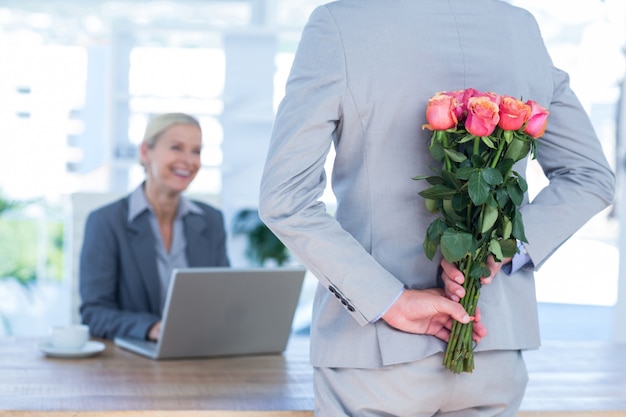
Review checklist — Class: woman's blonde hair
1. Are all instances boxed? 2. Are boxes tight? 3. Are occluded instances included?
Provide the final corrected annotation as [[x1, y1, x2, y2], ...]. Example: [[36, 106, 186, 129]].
[[142, 112, 201, 148]]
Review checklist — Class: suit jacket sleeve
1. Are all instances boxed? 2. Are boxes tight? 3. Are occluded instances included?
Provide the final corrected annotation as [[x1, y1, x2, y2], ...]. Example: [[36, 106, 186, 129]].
[[259, 6, 405, 326], [521, 67, 615, 269], [79, 204, 160, 340]]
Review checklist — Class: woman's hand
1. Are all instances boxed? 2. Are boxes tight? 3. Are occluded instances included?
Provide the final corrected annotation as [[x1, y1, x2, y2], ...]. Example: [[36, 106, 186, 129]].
[[147, 321, 162, 341]]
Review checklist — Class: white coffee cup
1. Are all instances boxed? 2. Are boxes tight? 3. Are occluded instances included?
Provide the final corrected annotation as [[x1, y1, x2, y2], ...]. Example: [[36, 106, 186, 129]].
[[50, 324, 90, 350]]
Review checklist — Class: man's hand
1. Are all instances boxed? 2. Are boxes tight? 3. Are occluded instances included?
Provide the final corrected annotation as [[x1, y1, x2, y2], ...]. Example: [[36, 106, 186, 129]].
[[381, 288, 487, 343], [440, 256, 512, 302]]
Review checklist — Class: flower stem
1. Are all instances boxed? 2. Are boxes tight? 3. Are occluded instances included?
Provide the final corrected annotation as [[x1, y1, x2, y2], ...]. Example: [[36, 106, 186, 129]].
[[490, 137, 506, 169], [442, 132, 452, 172], [442, 255, 481, 373]]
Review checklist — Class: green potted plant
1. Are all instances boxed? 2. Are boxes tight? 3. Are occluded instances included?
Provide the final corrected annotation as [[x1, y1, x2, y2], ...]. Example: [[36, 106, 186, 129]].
[[0, 190, 26, 335], [0, 191, 20, 217], [0, 191, 36, 287], [232, 208, 290, 267], [0, 191, 63, 336]]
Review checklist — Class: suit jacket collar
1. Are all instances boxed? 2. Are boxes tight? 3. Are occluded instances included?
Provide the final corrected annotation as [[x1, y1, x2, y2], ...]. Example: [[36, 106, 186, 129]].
[[125, 202, 161, 314], [123, 189, 212, 313], [183, 210, 210, 266]]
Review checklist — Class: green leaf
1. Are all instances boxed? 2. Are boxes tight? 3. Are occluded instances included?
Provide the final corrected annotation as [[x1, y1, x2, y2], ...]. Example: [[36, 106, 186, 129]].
[[452, 193, 470, 212], [424, 198, 439, 213], [507, 182, 524, 206], [482, 167, 503, 186], [468, 262, 490, 280], [424, 239, 439, 261], [455, 167, 475, 180], [419, 184, 457, 200], [480, 204, 499, 234], [489, 238, 504, 261], [453, 221, 470, 232], [426, 218, 448, 241], [481, 135, 496, 149], [458, 158, 473, 169], [468, 171, 490, 205], [500, 215, 513, 239], [511, 209, 527, 242], [444, 148, 467, 163], [443, 199, 463, 222], [515, 173, 528, 192], [499, 238, 518, 258], [457, 134, 476, 144], [426, 176, 445, 185], [424, 219, 448, 260], [496, 158, 515, 177], [429, 141, 445, 161], [413, 174, 445, 186], [440, 229, 473, 263], [471, 154, 487, 168], [441, 169, 462, 189], [503, 137, 531, 162], [503, 129, 514, 143], [495, 187, 511, 208]]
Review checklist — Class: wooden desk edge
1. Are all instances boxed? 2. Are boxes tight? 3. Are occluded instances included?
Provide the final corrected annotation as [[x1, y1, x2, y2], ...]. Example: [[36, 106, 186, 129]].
[[2, 411, 626, 417], [0, 412, 311, 417]]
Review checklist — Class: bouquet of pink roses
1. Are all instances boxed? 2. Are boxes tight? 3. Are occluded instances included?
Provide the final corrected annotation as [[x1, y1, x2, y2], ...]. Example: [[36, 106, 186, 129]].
[[414, 88, 549, 373]]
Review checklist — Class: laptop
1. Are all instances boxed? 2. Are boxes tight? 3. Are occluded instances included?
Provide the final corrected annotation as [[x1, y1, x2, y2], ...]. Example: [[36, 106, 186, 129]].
[[114, 266, 306, 360]]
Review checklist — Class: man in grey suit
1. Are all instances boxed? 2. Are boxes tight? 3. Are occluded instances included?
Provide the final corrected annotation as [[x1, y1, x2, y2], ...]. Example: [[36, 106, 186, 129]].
[[259, 1, 615, 416]]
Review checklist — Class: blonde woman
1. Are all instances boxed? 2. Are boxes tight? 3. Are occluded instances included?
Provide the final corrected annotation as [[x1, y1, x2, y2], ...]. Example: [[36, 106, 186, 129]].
[[80, 113, 229, 341]]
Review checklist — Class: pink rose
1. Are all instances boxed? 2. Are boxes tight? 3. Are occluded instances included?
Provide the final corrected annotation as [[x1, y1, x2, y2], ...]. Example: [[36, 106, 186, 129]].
[[442, 90, 466, 122], [462, 88, 480, 104], [462, 88, 501, 107], [524, 100, 549, 138], [465, 96, 500, 137], [423, 93, 459, 131], [484, 91, 502, 106], [498, 96, 531, 131]]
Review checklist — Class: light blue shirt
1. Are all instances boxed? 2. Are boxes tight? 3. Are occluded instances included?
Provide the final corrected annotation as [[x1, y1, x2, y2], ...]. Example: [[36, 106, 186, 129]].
[[127, 184, 204, 311]]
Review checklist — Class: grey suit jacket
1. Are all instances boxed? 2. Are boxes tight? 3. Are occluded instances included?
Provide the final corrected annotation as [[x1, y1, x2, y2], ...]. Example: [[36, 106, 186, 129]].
[[259, 0, 615, 368], [79, 194, 229, 340]]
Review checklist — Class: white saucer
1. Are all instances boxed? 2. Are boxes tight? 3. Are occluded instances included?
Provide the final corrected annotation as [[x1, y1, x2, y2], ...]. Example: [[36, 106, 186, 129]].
[[38, 340, 106, 358]]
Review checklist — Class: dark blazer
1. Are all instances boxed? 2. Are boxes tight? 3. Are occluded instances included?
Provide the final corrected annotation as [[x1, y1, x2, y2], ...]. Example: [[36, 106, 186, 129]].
[[79, 194, 230, 340]]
